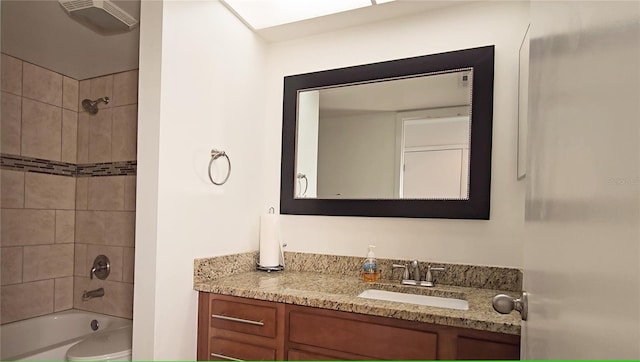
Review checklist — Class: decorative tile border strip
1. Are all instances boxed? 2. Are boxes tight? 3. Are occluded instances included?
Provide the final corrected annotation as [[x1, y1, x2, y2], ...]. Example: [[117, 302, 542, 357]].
[[76, 161, 137, 177], [0, 154, 136, 177], [0, 154, 76, 176]]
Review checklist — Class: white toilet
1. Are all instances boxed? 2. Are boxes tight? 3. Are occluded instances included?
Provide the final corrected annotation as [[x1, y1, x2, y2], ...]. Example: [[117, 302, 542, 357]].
[[66, 326, 132, 361]]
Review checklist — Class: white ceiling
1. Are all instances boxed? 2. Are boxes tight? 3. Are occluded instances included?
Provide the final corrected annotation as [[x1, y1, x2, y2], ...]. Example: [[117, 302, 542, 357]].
[[0, 0, 471, 80], [1, 0, 140, 80], [255, 0, 475, 42], [222, 0, 393, 30]]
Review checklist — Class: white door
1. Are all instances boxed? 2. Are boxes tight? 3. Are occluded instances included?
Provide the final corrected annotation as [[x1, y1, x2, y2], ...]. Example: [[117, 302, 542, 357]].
[[523, 1, 639, 359], [403, 149, 463, 199]]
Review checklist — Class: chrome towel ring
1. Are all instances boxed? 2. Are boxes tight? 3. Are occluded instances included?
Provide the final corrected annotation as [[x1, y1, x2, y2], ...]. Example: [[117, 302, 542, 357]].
[[296, 173, 308, 197], [208, 149, 231, 185]]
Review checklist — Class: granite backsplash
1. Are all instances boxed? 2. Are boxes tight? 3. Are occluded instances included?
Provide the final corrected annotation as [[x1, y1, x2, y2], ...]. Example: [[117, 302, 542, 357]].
[[194, 251, 522, 292]]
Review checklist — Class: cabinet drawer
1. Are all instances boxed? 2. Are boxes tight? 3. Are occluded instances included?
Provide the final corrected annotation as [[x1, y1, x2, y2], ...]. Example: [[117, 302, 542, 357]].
[[210, 298, 277, 338], [210, 338, 276, 361], [289, 310, 437, 360]]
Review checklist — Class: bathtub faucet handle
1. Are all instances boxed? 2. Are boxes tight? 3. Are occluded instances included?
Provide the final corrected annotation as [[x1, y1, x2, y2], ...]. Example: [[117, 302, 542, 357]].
[[90, 255, 111, 280], [90, 263, 106, 279]]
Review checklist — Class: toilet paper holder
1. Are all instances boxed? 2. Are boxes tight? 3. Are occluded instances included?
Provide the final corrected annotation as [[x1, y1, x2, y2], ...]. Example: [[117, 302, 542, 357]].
[[256, 264, 284, 272], [257, 207, 285, 272]]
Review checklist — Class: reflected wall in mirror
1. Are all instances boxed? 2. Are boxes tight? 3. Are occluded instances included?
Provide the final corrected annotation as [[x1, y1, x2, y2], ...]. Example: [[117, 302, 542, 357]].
[[281, 46, 494, 219], [296, 69, 472, 200]]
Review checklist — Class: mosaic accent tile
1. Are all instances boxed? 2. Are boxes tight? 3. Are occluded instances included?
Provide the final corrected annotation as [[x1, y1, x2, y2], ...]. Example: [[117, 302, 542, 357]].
[[76, 161, 137, 177], [0, 154, 136, 177], [1, 154, 75, 176]]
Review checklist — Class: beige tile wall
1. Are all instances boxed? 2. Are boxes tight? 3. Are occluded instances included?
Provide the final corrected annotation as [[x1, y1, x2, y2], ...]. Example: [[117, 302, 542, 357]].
[[74, 176, 136, 319], [74, 70, 137, 319], [1, 54, 78, 160], [0, 54, 138, 323], [1, 54, 79, 324], [0, 170, 76, 324], [77, 71, 138, 163]]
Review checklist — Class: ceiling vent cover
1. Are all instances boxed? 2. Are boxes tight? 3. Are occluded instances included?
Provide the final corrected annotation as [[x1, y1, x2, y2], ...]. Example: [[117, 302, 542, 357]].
[[58, 0, 138, 34]]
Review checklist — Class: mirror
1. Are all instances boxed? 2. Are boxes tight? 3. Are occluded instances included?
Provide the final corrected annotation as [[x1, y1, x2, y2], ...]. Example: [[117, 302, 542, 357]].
[[280, 46, 494, 219]]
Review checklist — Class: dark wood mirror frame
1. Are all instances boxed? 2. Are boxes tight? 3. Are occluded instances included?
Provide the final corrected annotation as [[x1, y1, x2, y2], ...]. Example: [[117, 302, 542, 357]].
[[280, 45, 494, 219]]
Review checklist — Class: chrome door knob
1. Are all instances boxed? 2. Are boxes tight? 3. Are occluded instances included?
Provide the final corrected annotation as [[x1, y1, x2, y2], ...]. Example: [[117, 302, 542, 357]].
[[492, 291, 528, 321]]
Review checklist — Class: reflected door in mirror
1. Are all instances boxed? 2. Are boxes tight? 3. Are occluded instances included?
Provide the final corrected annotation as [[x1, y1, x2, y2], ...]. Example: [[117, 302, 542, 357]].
[[400, 115, 470, 199]]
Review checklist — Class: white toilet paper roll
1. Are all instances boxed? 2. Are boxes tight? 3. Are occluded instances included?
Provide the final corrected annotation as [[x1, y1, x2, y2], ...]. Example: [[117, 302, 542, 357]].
[[259, 214, 281, 268]]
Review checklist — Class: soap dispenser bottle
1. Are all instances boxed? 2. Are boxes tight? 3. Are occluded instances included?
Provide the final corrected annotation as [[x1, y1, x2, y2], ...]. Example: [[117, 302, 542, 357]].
[[362, 245, 380, 282]]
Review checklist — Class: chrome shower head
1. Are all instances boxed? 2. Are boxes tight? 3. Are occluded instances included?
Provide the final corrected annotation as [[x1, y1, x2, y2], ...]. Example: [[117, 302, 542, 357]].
[[82, 97, 110, 114]]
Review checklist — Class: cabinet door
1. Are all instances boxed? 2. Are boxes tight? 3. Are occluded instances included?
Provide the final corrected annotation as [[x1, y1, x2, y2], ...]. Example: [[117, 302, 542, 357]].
[[287, 348, 376, 361], [198, 293, 285, 361], [289, 309, 437, 360], [288, 349, 339, 360], [456, 336, 520, 360]]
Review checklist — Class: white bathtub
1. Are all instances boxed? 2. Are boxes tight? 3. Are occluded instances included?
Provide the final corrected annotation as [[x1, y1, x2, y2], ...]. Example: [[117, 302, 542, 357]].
[[0, 310, 131, 361]]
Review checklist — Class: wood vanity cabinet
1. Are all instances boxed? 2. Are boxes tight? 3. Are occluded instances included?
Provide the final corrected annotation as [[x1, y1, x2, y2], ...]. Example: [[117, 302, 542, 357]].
[[198, 292, 520, 361], [285, 305, 520, 360], [198, 293, 286, 361]]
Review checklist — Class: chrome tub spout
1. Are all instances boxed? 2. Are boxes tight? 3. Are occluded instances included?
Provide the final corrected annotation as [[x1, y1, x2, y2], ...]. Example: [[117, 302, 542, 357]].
[[82, 288, 104, 301]]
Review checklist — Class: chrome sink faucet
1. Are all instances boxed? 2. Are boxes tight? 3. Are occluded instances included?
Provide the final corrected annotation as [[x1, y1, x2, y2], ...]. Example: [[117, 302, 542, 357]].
[[411, 260, 421, 282], [392, 260, 445, 287]]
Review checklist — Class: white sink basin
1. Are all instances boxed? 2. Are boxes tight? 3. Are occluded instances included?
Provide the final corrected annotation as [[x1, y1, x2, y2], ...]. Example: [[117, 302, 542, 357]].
[[357, 289, 469, 310]]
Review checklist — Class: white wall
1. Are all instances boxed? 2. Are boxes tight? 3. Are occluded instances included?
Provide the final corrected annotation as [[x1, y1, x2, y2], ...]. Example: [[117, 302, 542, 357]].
[[135, 1, 267, 359], [264, 1, 529, 267], [296, 91, 319, 197], [317, 112, 396, 198], [136, 1, 529, 358], [132, 1, 162, 358]]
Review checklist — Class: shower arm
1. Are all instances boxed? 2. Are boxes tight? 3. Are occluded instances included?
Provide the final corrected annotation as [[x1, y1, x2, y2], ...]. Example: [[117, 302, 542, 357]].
[[95, 97, 110, 105], [87, 97, 110, 107], [82, 96, 110, 114]]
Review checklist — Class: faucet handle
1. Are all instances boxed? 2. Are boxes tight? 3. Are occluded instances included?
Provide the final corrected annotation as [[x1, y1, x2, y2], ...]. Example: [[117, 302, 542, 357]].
[[392, 264, 409, 280], [425, 264, 445, 283], [89, 255, 111, 280], [427, 265, 445, 272]]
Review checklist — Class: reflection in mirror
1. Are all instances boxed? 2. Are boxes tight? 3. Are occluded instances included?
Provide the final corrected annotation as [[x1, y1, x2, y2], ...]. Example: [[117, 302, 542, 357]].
[[295, 69, 473, 200]]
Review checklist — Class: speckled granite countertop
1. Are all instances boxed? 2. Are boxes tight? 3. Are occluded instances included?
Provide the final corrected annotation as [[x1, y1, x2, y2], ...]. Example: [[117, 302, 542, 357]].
[[194, 269, 521, 335]]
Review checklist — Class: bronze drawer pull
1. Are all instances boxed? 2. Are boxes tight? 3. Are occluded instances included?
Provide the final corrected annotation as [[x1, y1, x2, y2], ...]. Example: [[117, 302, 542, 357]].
[[211, 352, 243, 361], [211, 314, 265, 326]]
